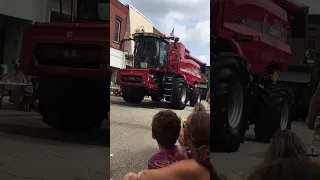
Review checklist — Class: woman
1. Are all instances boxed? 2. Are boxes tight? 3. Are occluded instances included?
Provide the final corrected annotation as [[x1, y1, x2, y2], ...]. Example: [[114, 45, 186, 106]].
[[179, 103, 207, 147], [193, 102, 207, 112], [246, 159, 320, 180], [124, 112, 214, 180], [264, 129, 309, 163]]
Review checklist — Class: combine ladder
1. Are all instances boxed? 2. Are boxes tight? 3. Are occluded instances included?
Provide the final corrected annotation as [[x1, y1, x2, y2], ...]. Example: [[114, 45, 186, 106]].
[[163, 76, 174, 102]]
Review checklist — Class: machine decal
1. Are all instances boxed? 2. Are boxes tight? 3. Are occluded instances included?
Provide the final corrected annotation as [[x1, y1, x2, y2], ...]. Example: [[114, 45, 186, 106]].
[[231, 13, 287, 41], [181, 67, 201, 75]]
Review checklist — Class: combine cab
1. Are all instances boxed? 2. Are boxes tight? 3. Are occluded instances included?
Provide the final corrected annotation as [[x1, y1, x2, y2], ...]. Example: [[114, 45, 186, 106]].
[[116, 32, 206, 110], [211, 0, 308, 152], [19, 0, 110, 130]]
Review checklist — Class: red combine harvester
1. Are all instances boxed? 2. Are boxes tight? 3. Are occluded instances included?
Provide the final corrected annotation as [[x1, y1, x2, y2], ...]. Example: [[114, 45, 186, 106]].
[[116, 32, 206, 110], [211, 0, 308, 152], [19, 0, 110, 130]]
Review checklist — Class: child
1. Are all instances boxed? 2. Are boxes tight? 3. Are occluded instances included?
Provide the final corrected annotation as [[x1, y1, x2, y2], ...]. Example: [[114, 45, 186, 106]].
[[148, 110, 189, 169]]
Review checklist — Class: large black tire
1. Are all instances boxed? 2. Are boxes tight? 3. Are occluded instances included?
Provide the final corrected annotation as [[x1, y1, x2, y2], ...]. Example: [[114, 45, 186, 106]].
[[169, 78, 188, 110], [290, 83, 311, 122], [199, 88, 208, 100], [41, 109, 102, 131], [253, 84, 292, 142], [211, 54, 250, 152], [189, 88, 201, 107], [122, 87, 144, 103], [38, 78, 108, 131]]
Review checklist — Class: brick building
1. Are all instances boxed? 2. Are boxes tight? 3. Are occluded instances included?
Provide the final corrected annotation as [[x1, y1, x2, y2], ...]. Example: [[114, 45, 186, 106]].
[[110, 0, 128, 83]]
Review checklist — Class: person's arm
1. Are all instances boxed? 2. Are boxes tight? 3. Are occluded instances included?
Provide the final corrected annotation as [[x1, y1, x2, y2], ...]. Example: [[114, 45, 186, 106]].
[[139, 160, 206, 180], [124, 160, 208, 180], [307, 83, 320, 129]]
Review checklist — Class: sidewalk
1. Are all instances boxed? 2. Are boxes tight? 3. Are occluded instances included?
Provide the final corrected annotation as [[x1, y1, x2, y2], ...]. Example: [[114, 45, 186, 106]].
[[0, 96, 39, 117]]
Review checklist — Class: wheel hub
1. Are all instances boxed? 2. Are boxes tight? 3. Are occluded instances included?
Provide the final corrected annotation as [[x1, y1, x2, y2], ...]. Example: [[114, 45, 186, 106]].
[[181, 87, 187, 103], [228, 82, 244, 128], [280, 101, 289, 129]]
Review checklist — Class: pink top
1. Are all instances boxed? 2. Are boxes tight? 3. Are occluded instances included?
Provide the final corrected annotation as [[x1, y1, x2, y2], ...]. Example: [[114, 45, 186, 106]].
[[148, 145, 190, 169]]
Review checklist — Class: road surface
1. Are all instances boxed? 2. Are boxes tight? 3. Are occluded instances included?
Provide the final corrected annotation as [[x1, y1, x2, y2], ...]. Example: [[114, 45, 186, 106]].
[[0, 111, 110, 180], [110, 96, 314, 180]]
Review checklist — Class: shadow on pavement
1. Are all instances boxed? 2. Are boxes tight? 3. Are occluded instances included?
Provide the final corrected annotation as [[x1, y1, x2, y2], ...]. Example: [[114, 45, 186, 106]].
[[244, 134, 263, 143], [210, 134, 267, 153], [0, 123, 110, 147], [110, 98, 169, 109]]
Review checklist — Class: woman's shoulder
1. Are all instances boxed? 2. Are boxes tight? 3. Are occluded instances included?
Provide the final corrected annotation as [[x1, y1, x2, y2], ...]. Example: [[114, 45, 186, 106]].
[[140, 159, 209, 180], [170, 159, 210, 178]]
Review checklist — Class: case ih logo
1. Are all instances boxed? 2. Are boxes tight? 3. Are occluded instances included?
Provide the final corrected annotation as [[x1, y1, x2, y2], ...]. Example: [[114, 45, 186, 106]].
[[66, 31, 73, 39]]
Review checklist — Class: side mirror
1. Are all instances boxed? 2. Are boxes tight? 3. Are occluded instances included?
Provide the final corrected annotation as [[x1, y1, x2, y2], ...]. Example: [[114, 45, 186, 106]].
[[174, 38, 179, 49], [200, 64, 206, 74]]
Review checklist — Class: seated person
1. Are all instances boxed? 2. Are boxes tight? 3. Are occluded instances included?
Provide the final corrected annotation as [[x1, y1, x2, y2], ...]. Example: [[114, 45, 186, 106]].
[[264, 129, 309, 163], [246, 159, 320, 180], [148, 110, 189, 169], [178, 103, 206, 148], [193, 103, 207, 112]]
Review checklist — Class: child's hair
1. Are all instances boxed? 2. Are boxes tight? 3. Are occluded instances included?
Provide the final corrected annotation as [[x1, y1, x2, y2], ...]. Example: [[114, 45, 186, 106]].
[[151, 110, 181, 149], [246, 159, 320, 180], [193, 103, 206, 112], [264, 129, 308, 163], [186, 112, 211, 171]]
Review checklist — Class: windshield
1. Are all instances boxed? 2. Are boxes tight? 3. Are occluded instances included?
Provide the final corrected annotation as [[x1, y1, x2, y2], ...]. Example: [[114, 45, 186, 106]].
[[133, 37, 168, 68], [77, 0, 109, 21]]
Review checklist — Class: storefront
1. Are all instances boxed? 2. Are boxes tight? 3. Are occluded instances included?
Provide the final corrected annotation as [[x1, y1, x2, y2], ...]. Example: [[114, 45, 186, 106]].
[[110, 47, 126, 84]]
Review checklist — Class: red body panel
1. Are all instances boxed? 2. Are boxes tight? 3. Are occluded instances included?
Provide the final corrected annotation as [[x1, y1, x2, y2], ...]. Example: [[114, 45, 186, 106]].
[[19, 22, 110, 80], [212, 0, 306, 74], [167, 42, 202, 84]]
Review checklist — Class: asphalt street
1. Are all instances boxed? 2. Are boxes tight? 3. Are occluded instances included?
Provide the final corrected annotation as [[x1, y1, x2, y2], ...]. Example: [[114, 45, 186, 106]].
[[110, 96, 314, 180], [0, 111, 110, 180]]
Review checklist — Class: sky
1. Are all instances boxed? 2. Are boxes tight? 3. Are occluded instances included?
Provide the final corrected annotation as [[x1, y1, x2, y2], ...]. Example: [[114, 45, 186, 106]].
[[300, 0, 320, 14], [119, 0, 210, 65]]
